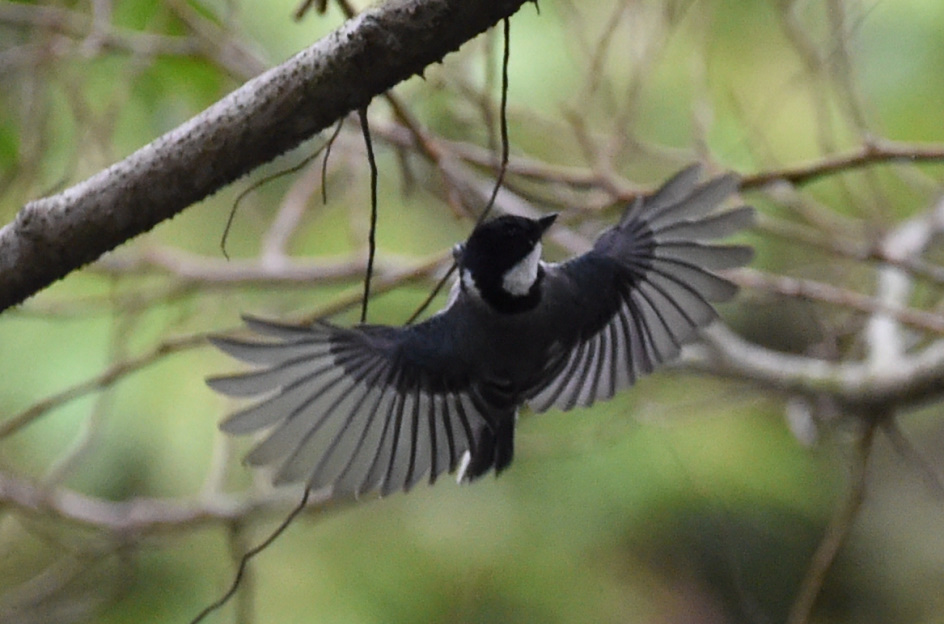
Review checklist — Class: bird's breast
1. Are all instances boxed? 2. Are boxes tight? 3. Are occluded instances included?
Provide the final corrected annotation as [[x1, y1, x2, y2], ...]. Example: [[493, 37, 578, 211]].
[[458, 305, 560, 394]]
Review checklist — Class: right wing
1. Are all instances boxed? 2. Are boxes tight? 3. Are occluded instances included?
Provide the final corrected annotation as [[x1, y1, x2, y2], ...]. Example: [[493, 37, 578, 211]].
[[207, 314, 508, 499], [527, 166, 754, 412]]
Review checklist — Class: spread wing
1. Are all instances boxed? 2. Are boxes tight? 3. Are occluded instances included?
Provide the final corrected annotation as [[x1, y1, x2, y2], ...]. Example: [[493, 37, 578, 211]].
[[207, 313, 508, 499], [527, 165, 754, 412]]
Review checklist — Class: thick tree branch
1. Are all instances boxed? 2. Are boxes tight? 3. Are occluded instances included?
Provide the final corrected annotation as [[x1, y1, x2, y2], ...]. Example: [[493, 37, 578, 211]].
[[0, 0, 530, 312], [685, 324, 944, 412]]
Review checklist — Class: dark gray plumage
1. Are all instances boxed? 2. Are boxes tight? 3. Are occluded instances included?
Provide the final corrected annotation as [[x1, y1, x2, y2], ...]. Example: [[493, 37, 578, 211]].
[[207, 165, 754, 499]]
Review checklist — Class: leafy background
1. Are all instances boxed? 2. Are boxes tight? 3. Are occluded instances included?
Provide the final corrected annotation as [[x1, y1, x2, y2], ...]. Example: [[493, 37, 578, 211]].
[[1, 1, 944, 623]]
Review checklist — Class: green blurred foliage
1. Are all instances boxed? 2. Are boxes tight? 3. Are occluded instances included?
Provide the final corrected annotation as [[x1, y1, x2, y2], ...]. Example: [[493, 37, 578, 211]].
[[2, 1, 944, 623]]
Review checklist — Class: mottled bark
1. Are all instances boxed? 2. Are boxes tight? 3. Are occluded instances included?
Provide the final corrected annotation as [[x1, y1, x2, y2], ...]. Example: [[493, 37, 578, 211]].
[[0, 0, 530, 311]]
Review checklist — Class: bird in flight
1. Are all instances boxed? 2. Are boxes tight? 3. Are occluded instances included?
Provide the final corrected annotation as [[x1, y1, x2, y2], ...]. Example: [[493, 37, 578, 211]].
[[208, 165, 753, 499]]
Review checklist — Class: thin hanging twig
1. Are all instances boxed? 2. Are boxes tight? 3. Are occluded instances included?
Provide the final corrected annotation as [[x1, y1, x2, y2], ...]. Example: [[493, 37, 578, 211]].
[[220, 136, 335, 260], [322, 118, 344, 204], [475, 16, 511, 227], [358, 106, 379, 324], [405, 16, 512, 325], [189, 489, 312, 624]]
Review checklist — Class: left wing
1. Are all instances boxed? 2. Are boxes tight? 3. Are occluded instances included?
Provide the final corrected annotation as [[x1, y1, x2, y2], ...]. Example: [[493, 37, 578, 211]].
[[207, 314, 508, 499]]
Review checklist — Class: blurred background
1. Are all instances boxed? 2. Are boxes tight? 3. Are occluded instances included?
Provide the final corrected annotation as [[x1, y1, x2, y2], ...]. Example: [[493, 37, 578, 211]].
[[2, 0, 944, 622]]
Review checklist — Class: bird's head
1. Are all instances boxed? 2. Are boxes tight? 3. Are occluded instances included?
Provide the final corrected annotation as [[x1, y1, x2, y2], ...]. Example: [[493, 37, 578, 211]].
[[455, 213, 557, 312]]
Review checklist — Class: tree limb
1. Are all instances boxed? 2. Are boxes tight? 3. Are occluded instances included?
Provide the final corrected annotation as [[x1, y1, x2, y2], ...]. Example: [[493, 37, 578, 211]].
[[685, 324, 944, 412], [0, 0, 531, 312], [0, 469, 329, 534]]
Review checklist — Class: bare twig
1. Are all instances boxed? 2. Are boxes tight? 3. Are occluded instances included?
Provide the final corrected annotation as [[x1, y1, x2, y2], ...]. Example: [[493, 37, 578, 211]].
[[0, 3, 203, 57], [93, 247, 411, 285], [0, 333, 204, 440], [786, 421, 876, 624], [0, 469, 330, 533], [741, 139, 944, 189], [475, 16, 511, 226], [358, 106, 379, 323], [732, 268, 944, 336], [688, 323, 944, 412], [221, 143, 333, 260], [757, 213, 944, 286], [880, 419, 944, 499], [189, 489, 313, 624]]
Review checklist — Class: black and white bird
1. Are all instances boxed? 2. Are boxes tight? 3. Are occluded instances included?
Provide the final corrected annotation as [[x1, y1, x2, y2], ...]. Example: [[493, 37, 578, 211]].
[[207, 165, 753, 499]]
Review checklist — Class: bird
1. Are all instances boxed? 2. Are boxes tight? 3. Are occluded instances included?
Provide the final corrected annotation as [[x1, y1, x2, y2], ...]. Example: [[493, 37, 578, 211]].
[[207, 165, 754, 499]]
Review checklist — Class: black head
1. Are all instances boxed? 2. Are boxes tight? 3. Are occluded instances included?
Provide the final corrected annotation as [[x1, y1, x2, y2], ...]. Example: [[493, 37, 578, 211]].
[[456, 213, 557, 314]]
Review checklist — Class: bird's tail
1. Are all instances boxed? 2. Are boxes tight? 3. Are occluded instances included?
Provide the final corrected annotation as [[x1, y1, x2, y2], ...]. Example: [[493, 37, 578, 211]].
[[457, 411, 516, 483]]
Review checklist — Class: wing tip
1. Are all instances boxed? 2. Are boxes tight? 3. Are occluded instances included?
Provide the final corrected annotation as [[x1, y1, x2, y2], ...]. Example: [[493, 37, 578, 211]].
[[206, 373, 261, 397]]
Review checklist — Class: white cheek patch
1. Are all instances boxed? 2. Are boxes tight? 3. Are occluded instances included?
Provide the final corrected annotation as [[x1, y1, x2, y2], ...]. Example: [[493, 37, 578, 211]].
[[461, 268, 483, 300], [502, 242, 542, 296], [436, 277, 462, 315]]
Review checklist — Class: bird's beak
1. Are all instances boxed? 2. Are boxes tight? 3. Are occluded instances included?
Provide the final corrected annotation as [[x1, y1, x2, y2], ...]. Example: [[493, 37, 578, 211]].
[[452, 243, 464, 263], [538, 213, 558, 235]]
